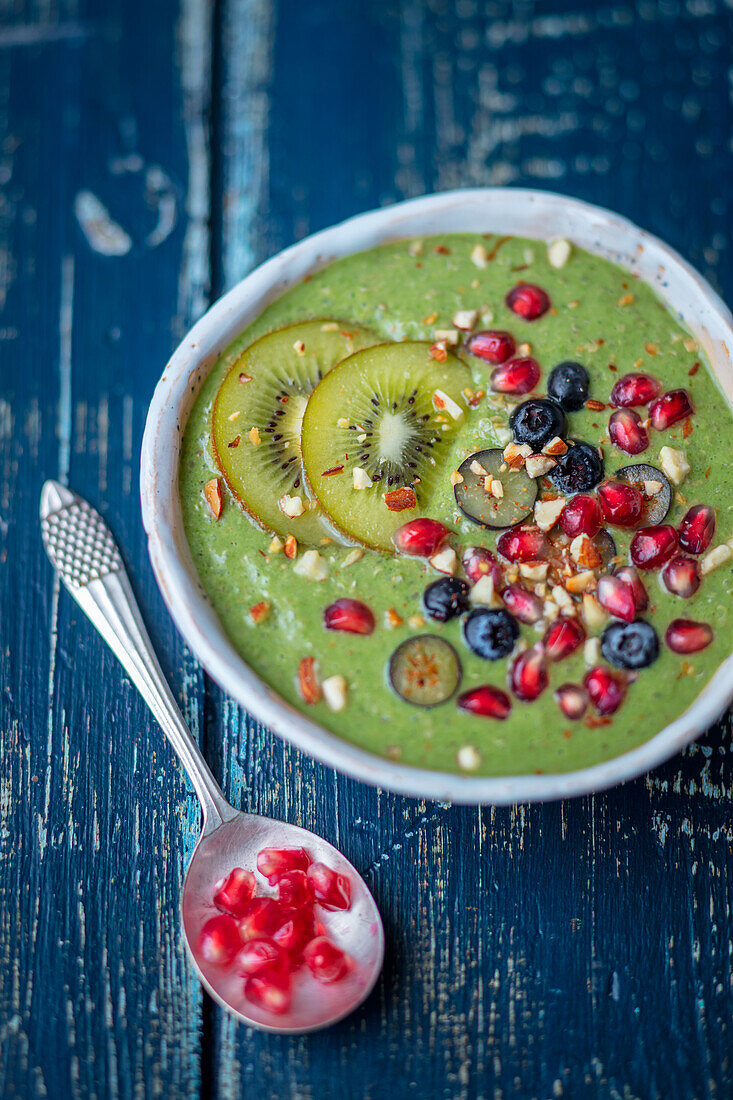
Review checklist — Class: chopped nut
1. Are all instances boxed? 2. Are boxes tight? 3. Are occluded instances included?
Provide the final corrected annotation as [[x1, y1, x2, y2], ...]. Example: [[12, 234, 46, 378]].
[[470, 574, 495, 605], [227, 411, 241, 421], [204, 478, 223, 519], [566, 570, 596, 594], [337, 417, 350, 428], [227, 435, 241, 449], [700, 544, 732, 576], [341, 548, 364, 568], [320, 321, 339, 332], [434, 328, 460, 346], [298, 657, 321, 704], [293, 549, 329, 581], [408, 239, 423, 256], [494, 426, 513, 446], [525, 454, 557, 479], [284, 535, 298, 559], [543, 436, 569, 456], [644, 480, 663, 495], [534, 497, 565, 531], [490, 479, 504, 499], [659, 445, 690, 485], [248, 426, 261, 445], [470, 243, 488, 269], [570, 534, 603, 570], [429, 342, 448, 362], [353, 466, 373, 490], [385, 608, 403, 629], [470, 459, 489, 477], [548, 238, 572, 269], [551, 585, 576, 614], [293, 339, 306, 355], [450, 469, 464, 486], [582, 593, 607, 631], [408, 614, 425, 629], [423, 312, 438, 325], [519, 561, 549, 582], [457, 745, 481, 771], [322, 674, 348, 712], [268, 535, 284, 554], [433, 389, 464, 420], [517, 342, 532, 357], [644, 342, 658, 356], [543, 598, 560, 622], [683, 336, 698, 353], [503, 441, 533, 467], [430, 545, 458, 575], [451, 308, 479, 331], [249, 601, 270, 624], [618, 293, 634, 306], [279, 493, 305, 518], [238, 372, 253, 383], [384, 486, 417, 511], [584, 637, 602, 665]]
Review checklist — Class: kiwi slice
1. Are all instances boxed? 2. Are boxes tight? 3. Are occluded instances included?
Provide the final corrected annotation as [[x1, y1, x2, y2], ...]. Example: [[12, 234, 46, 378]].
[[301, 342, 473, 551], [388, 635, 462, 707], [211, 320, 380, 542], [616, 463, 672, 525], [454, 448, 537, 529]]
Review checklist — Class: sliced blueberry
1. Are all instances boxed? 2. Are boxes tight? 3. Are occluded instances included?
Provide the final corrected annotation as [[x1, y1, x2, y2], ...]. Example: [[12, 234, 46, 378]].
[[601, 620, 659, 670], [547, 361, 590, 411], [549, 440, 604, 494], [463, 608, 519, 660], [423, 577, 470, 622], [509, 398, 566, 450]]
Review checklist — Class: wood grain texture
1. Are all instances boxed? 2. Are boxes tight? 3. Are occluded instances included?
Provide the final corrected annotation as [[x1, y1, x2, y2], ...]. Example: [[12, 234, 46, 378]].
[[1, 0, 733, 1097]]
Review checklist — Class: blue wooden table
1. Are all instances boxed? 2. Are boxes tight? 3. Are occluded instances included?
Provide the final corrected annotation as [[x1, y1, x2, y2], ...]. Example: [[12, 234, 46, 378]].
[[2, 1, 732, 1096]]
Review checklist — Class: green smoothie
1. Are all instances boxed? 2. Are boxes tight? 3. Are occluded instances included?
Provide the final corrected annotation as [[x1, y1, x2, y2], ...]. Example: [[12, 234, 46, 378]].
[[179, 234, 733, 776]]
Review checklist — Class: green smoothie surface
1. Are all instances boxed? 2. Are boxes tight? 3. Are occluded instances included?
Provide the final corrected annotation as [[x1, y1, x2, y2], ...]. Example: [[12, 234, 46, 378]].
[[179, 233, 733, 777]]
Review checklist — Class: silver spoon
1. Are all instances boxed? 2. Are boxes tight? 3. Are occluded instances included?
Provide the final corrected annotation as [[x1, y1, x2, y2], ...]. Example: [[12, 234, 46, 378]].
[[40, 480, 384, 1034]]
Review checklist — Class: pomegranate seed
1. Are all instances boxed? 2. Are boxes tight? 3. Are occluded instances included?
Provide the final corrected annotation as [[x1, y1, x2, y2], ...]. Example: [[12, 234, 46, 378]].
[[457, 684, 512, 719], [244, 969, 292, 1015], [678, 504, 716, 555], [544, 617, 586, 660], [323, 598, 375, 635], [303, 937, 351, 984], [256, 847, 311, 885], [662, 555, 700, 598], [213, 868, 256, 918], [585, 667, 626, 715], [630, 525, 678, 569], [596, 574, 636, 623], [555, 683, 589, 721], [649, 388, 694, 431], [238, 897, 284, 941], [490, 356, 541, 394], [393, 517, 449, 557], [510, 643, 549, 702], [615, 565, 649, 612], [560, 495, 603, 538], [506, 283, 551, 321], [597, 481, 644, 528], [608, 408, 649, 455], [307, 862, 352, 911], [665, 618, 713, 654], [497, 526, 548, 563], [610, 372, 662, 407], [198, 915, 242, 966], [273, 907, 317, 959], [236, 938, 289, 976], [277, 870, 313, 912], [462, 546, 502, 586], [501, 583, 544, 624], [466, 329, 516, 364]]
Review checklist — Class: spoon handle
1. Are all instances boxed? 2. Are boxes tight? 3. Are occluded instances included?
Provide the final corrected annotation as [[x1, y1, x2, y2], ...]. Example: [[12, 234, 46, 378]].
[[40, 480, 231, 831]]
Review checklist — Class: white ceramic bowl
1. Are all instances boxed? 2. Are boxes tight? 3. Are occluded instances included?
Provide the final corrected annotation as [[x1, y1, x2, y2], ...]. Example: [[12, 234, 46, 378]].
[[141, 188, 733, 804]]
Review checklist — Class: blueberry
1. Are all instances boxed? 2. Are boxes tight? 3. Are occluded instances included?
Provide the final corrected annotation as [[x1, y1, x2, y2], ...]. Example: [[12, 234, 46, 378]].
[[509, 398, 567, 450], [547, 361, 590, 411], [601, 620, 659, 669], [423, 577, 470, 622], [463, 608, 519, 660], [549, 440, 604, 494]]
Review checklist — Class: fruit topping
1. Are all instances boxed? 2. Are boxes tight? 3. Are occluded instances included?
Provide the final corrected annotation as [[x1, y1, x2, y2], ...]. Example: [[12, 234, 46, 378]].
[[614, 565, 649, 612], [610, 372, 662, 407], [662, 554, 700, 598], [273, 907, 317, 959], [236, 938, 289, 977], [212, 320, 379, 542], [678, 504, 716, 555], [505, 283, 551, 321], [388, 635, 462, 707], [213, 868, 257, 917], [509, 398, 567, 450], [555, 683, 589, 721], [629, 525, 678, 569], [393, 517, 449, 556], [303, 937, 351, 983], [584, 667, 626, 714], [324, 598, 376, 635], [423, 577, 470, 622], [665, 619, 713, 654], [307, 862, 352, 910], [490, 357, 541, 395], [601, 620, 660, 669], [608, 409, 649, 455], [615, 464, 672, 525], [496, 525, 548, 562], [596, 574, 637, 623], [466, 330, 516, 364], [593, 529, 619, 569], [547, 361, 590, 411], [549, 441, 604, 494], [198, 915, 243, 966], [276, 870, 313, 912], [462, 546, 502, 586], [457, 684, 512, 719], [597, 480, 644, 528], [649, 388, 694, 431], [510, 643, 549, 701], [464, 608, 520, 660], [560, 495, 603, 539], [238, 898, 284, 941], [544, 617, 586, 661], [301, 341, 472, 551], [244, 969, 292, 1015], [502, 583, 544, 624], [454, 448, 538, 529]]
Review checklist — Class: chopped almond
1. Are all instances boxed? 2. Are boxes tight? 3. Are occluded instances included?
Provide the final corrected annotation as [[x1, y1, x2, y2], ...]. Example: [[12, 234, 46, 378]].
[[547, 238, 571, 269], [470, 243, 488, 269], [429, 342, 448, 362], [384, 486, 417, 511], [204, 478, 223, 519], [341, 548, 364, 568], [534, 497, 565, 531], [408, 613, 425, 629], [268, 535, 284, 554], [517, 342, 532, 357], [321, 321, 339, 332], [248, 427, 261, 445], [519, 561, 549, 582], [551, 584, 576, 614], [644, 341, 658, 356], [298, 657, 321, 704], [433, 389, 463, 420], [566, 570, 595, 594], [503, 441, 532, 468], [570, 534, 603, 570], [618, 293, 634, 306], [582, 593, 607, 631], [525, 454, 557, 479], [700, 544, 732, 576], [353, 466, 373, 490], [336, 417, 350, 428], [238, 371, 253, 383], [451, 308, 478, 331], [284, 535, 298, 559], [450, 469, 464, 486], [227, 411, 241, 421], [683, 336, 698, 353], [293, 549, 329, 581], [385, 608, 404, 629], [469, 574, 496, 605], [429, 545, 457, 575], [434, 328, 460, 345], [249, 601, 270, 624], [543, 436, 568, 456], [322, 674, 348, 712], [470, 459, 489, 477], [490, 480, 504, 499], [659, 445, 689, 485], [293, 339, 306, 355], [644, 480, 663, 495], [584, 637, 602, 665], [279, 493, 305, 518]]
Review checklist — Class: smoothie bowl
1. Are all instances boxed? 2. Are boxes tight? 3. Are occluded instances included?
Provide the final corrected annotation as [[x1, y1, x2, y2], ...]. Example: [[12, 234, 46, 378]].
[[141, 189, 733, 803]]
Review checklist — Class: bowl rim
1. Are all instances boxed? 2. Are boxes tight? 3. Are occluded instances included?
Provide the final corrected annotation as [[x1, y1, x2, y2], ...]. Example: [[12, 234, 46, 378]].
[[140, 186, 733, 804]]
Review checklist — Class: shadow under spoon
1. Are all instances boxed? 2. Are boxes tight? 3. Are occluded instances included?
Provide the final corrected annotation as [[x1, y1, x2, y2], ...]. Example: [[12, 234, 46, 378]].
[[39, 480, 384, 1034]]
